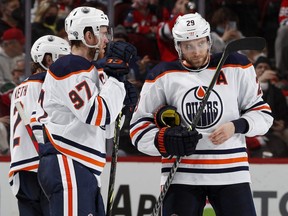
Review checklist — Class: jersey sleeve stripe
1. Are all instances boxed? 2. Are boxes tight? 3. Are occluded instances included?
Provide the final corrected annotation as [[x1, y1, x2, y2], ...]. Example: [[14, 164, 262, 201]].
[[134, 126, 157, 148], [242, 101, 271, 113], [102, 98, 110, 125], [48, 65, 95, 80], [130, 117, 154, 129], [85, 101, 95, 124], [130, 122, 152, 139], [251, 104, 271, 111], [95, 96, 103, 126]]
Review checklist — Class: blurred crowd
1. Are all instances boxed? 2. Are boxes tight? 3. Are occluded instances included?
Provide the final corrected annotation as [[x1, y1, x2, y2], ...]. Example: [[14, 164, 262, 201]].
[[1, 0, 288, 158]]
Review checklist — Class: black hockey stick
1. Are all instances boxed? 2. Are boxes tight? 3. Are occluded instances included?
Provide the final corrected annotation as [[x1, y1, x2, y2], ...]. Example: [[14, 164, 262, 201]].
[[151, 37, 266, 216], [106, 112, 122, 216]]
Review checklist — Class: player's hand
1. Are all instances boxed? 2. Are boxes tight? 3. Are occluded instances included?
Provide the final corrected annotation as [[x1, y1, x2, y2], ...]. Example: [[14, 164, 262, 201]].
[[104, 41, 137, 82], [209, 122, 235, 145], [154, 126, 202, 157]]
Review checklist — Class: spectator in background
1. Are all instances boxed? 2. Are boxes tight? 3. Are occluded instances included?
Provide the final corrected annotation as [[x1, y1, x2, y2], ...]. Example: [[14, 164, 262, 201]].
[[123, 0, 162, 60], [11, 58, 25, 85], [31, 0, 59, 45], [0, 0, 23, 37], [57, 0, 74, 19], [0, 27, 25, 86], [275, 0, 288, 80], [209, 7, 243, 54], [124, 0, 159, 37], [0, 115, 9, 155], [156, 0, 195, 62], [247, 56, 288, 158]]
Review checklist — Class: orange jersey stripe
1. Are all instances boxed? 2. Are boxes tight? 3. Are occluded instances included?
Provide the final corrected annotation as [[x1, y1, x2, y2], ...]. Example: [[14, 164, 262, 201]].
[[145, 63, 252, 83], [30, 117, 37, 123], [146, 70, 188, 83], [251, 105, 271, 111], [46, 128, 105, 168], [130, 122, 151, 139], [21, 80, 44, 84], [95, 96, 103, 126], [209, 63, 252, 70], [162, 157, 248, 165], [9, 164, 39, 177], [48, 66, 94, 80]]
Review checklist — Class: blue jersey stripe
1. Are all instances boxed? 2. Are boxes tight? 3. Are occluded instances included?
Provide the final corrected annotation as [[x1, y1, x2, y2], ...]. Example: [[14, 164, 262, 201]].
[[162, 166, 249, 174], [10, 156, 39, 169]]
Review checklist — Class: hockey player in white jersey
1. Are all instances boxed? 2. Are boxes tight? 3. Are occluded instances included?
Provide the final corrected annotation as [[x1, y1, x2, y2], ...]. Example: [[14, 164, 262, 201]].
[[9, 35, 70, 216], [31, 7, 137, 216], [130, 13, 273, 216]]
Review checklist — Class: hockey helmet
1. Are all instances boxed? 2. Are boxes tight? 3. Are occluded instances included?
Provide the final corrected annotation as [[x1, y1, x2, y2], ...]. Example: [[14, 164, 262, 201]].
[[31, 35, 71, 70], [172, 13, 211, 57], [65, 7, 110, 48]]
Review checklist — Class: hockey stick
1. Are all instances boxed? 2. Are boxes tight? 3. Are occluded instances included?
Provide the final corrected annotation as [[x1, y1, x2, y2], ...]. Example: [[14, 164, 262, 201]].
[[151, 37, 266, 216], [15, 101, 39, 153], [106, 112, 122, 216]]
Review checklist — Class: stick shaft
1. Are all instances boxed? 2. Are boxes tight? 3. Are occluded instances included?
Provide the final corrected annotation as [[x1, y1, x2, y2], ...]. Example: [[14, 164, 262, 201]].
[[106, 112, 122, 216]]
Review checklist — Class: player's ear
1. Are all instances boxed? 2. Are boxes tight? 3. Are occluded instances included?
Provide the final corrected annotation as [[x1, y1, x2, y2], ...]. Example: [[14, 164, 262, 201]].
[[84, 28, 97, 45]]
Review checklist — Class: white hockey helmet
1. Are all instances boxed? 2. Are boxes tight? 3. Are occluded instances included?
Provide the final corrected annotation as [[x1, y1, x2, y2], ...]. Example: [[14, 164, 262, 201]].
[[31, 35, 71, 70], [172, 13, 211, 57], [65, 7, 110, 48]]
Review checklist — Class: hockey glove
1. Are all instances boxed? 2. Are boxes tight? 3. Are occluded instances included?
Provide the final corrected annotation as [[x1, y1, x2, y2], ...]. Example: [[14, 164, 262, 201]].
[[154, 105, 181, 128], [104, 41, 137, 82], [154, 126, 202, 157]]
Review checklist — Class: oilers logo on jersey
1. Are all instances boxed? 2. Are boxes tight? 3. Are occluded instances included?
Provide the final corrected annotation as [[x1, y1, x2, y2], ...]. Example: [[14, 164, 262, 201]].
[[182, 86, 223, 129]]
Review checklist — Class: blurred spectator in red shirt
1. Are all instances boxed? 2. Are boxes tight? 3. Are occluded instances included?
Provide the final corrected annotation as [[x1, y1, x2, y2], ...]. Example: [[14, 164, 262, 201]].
[[156, 0, 195, 62], [124, 0, 159, 37], [0, 27, 25, 86]]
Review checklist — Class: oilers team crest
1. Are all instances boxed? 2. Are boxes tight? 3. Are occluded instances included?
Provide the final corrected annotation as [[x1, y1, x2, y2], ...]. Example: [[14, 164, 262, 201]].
[[182, 86, 223, 129]]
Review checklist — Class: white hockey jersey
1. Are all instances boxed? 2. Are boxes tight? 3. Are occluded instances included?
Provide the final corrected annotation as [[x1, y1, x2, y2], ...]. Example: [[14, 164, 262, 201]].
[[9, 72, 46, 194], [130, 52, 273, 186], [32, 54, 125, 185]]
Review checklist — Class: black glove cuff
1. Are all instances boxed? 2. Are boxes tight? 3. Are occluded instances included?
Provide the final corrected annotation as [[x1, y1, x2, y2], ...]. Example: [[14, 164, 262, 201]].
[[231, 118, 249, 134]]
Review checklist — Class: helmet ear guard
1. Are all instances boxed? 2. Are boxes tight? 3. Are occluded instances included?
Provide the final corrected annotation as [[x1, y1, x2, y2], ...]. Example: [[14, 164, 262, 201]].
[[31, 35, 71, 70]]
